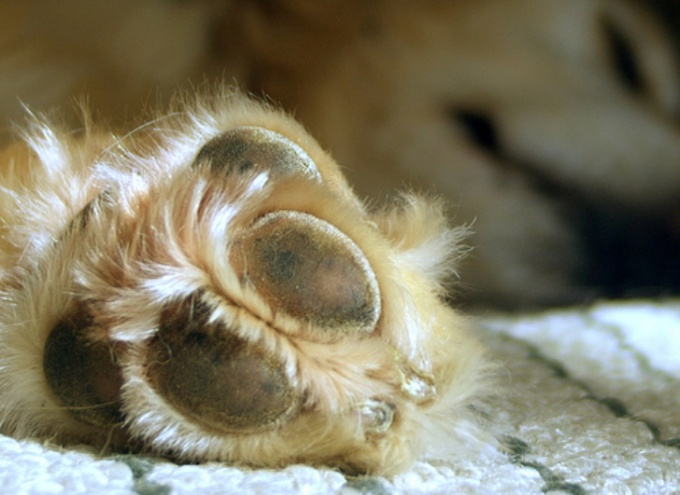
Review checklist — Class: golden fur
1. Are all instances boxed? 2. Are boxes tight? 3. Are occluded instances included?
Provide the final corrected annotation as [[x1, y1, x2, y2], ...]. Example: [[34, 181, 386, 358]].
[[1, 0, 679, 475], [0, 89, 491, 474]]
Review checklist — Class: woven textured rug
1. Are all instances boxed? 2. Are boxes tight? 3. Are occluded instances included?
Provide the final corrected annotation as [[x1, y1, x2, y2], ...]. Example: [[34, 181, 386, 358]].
[[1, 299, 678, 494]]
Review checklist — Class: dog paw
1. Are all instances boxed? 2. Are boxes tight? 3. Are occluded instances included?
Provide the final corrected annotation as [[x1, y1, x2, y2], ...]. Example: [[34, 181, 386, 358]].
[[0, 94, 489, 475]]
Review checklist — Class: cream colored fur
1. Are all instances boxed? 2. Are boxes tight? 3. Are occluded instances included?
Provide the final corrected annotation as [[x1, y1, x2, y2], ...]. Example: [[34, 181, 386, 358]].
[[0, 0, 679, 475], [0, 89, 492, 474]]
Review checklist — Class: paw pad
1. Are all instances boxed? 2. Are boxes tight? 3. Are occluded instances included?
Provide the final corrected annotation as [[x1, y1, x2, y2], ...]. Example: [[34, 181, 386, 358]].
[[230, 210, 382, 334], [43, 307, 124, 428], [146, 295, 301, 433], [194, 126, 321, 181]]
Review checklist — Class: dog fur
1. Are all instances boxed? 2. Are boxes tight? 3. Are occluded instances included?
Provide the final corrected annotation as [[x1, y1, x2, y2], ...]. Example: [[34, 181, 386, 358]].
[[0, 89, 491, 474], [1, 0, 679, 475]]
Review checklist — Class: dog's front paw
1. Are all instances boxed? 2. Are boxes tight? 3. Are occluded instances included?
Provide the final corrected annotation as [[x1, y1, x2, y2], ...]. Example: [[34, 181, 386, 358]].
[[0, 91, 490, 475]]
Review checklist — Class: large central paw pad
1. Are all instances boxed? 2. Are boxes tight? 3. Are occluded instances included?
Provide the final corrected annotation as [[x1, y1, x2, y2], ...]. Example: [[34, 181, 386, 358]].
[[230, 210, 382, 334]]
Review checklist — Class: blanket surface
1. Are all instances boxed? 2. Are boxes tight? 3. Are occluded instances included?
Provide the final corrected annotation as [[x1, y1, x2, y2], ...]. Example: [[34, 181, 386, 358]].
[[2, 300, 678, 494]]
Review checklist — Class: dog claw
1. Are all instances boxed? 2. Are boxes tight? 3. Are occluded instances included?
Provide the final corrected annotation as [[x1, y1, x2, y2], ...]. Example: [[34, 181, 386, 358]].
[[358, 399, 396, 436], [394, 352, 437, 404]]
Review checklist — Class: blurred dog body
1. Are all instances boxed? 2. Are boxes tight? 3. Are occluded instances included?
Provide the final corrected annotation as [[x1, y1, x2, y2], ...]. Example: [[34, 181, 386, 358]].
[[221, 0, 680, 306], [2, 0, 679, 307]]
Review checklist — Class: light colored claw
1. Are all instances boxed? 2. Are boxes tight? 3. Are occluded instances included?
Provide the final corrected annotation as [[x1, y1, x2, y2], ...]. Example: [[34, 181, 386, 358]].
[[358, 399, 396, 436], [393, 351, 437, 404]]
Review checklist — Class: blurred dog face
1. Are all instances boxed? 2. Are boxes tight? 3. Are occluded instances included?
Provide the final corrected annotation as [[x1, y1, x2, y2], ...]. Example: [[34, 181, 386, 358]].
[[231, 0, 680, 307], [0, 91, 489, 474]]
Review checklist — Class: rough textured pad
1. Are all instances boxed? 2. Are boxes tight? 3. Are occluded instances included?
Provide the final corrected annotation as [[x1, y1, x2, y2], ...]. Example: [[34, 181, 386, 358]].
[[194, 126, 321, 180], [230, 211, 381, 334], [146, 295, 300, 434], [43, 307, 124, 428]]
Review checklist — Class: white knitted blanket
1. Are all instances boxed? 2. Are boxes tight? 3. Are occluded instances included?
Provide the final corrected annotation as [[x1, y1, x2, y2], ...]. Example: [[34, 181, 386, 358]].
[[2, 300, 678, 495]]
